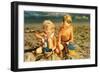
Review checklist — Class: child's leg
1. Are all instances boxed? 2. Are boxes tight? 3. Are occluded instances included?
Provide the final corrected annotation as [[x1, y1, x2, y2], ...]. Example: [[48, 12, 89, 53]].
[[62, 42, 69, 60]]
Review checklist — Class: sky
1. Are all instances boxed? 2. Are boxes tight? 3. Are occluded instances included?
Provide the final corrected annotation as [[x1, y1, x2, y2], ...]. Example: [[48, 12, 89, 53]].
[[24, 11, 90, 24]]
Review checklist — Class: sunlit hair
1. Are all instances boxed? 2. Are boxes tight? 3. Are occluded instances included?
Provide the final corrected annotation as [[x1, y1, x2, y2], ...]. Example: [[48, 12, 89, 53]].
[[42, 20, 55, 31], [63, 14, 72, 24]]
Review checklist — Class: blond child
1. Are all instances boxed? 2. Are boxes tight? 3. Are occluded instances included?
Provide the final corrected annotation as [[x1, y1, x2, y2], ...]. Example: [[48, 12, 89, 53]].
[[57, 15, 77, 59], [35, 20, 56, 60]]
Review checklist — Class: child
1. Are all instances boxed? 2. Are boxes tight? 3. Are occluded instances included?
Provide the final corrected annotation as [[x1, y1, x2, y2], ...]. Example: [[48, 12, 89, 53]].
[[57, 15, 76, 59], [35, 20, 56, 60]]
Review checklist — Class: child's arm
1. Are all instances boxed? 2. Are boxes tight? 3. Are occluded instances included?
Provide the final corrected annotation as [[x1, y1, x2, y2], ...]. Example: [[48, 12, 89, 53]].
[[69, 26, 74, 43], [35, 32, 45, 43], [53, 36, 56, 50], [58, 23, 64, 45], [58, 31, 64, 51], [35, 32, 43, 39], [58, 31, 61, 45]]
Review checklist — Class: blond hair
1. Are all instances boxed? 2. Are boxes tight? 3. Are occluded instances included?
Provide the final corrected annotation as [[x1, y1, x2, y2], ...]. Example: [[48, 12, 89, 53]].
[[42, 20, 55, 31], [63, 14, 72, 24]]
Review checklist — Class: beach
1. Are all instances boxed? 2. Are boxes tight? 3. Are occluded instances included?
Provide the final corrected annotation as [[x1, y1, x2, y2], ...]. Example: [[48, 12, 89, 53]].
[[24, 22, 90, 61]]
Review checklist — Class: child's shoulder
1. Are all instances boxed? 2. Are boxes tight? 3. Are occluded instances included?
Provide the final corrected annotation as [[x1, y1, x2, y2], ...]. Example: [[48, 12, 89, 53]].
[[69, 25, 73, 30]]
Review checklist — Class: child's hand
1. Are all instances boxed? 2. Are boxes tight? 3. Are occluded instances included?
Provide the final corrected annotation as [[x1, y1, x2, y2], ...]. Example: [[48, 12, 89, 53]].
[[58, 43, 64, 51], [55, 48, 60, 54], [41, 38, 45, 43], [36, 46, 42, 54]]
